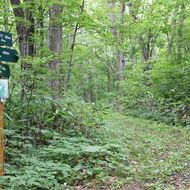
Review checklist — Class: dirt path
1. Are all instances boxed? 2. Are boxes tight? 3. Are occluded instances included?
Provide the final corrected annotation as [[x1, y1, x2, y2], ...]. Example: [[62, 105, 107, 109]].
[[90, 114, 190, 189]]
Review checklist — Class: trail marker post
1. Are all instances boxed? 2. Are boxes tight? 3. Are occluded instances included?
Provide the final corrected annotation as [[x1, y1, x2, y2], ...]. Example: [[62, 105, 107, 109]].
[[0, 31, 19, 176], [0, 101, 4, 175]]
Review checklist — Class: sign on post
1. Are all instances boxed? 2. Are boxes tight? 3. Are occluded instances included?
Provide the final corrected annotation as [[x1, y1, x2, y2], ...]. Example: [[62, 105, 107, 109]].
[[0, 31, 12, 47], [0, 64, 10, 78], [0, 47, 19, 63], [0, 79, 9, 99], [0, 31, 19, 176], [0, 102, 3, 176]]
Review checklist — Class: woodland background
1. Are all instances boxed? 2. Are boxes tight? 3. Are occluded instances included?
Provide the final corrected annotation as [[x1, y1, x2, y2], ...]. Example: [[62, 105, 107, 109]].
[[0, 0, 190, 189]]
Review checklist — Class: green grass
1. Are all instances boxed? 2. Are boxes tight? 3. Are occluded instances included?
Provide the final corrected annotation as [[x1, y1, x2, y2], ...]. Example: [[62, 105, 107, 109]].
[[96, 113, 190, 189], [2, 113, 190, 189]]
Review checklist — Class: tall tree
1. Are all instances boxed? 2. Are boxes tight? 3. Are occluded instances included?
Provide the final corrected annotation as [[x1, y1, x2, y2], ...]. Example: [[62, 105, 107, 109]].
[[118, 0, 128, 80], [177, 2, 185, 62], [48, 0, 63, 100], [10, 0, 35, 99], [108, 0, 126, 81], [64, 0, 85, 91]]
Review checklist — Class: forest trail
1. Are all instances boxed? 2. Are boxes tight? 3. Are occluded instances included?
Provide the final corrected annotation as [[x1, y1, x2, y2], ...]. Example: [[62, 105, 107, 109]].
[[3, 113, 190, 190], [88, 114, 190, 189]]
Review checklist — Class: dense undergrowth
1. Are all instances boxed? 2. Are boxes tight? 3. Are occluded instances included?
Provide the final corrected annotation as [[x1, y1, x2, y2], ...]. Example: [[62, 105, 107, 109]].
[[1, 1, 190, 189], [2, 128, 127, 189], [107, 57, 190, 127], [2, 75, 190, 189], [3, 112, 190, 189], [1, 94, 126, 189], [2, 53, 190, 190], [3, 57, 190, 189]]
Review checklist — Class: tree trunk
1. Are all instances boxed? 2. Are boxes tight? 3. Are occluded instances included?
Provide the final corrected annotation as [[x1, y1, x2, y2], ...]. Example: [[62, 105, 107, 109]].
[[138, 31, 158, 62], [117, 52, 125, 80], [108, 0, 126, 81], [118, 0, 127, 81], [177, 3, 185, 62], [39, 4, 44, 49], [64, 24, 79, 91], [64, 0, 85, 91], [10, 0, 35, 100], [166, 7, 178, 56], [49, 2, 62, 100]]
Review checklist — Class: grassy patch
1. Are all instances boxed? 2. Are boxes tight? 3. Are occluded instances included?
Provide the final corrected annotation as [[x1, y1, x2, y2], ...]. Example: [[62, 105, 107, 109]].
[[2, 113, 190, 189], [99, 114, 190, 189]]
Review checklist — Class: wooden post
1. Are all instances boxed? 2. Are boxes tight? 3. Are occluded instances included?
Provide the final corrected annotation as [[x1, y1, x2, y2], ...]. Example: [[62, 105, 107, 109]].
[[0, 102, 4, 176]]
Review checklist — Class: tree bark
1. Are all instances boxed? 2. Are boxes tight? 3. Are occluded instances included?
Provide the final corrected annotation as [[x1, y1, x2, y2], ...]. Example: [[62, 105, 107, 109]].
[[10, 0, 35, 100], [108, 0, 126, 81], [118, 0, 126, 81], [49, 2, 62, 100], [10, 0, 35, 58]]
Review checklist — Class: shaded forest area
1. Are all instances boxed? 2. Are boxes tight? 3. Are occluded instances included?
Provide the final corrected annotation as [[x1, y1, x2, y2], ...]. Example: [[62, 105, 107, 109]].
[[0, 0, 190, 189]]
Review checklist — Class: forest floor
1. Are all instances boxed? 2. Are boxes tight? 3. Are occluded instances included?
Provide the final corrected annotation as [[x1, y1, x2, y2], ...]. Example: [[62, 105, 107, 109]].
[[79, 113, 190, 190], [3, 113, 190, 190]]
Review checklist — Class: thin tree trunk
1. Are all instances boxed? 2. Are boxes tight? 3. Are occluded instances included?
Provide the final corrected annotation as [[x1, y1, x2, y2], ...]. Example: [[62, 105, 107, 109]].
[[167, 8, 178, 56], [177, 3, 185, 62], [64, 0, 85, 91], [118, 0, 126, 80], [49, 2, 62, 100], [117, 52, 125, 80], [39, 4, 44, 49], [108, 1, 118, 38], [108, 0, 126, 81], [64, 23, 79, 91], [138, 31, 158, 62]]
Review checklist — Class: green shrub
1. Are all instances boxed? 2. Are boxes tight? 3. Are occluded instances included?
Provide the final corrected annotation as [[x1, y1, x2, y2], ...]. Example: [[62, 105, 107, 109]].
[[108, 60, 190, 126], [2, 128, 127, 190]]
